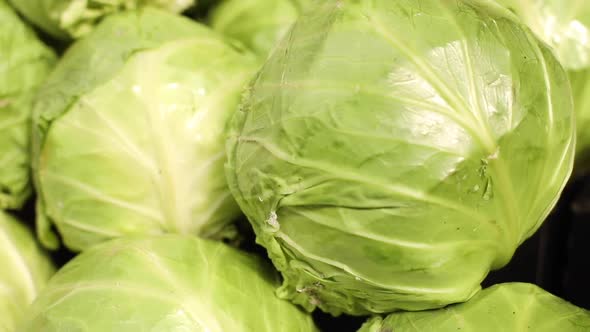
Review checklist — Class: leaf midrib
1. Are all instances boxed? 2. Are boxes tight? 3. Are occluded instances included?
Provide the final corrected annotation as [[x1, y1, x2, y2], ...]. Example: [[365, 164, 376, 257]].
[[367, 7, 522, 246]]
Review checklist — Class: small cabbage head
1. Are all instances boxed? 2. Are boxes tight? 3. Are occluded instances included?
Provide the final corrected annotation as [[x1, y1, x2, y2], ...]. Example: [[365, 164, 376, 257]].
[[8, 0, 195, 40], [0, 211, 55, 332], [496, 0, 590, 169], [33, 8, 257, 251], [227, 0, 575, 315], [358, 283, 590, 332], [0, 0, 56, 209], [210, 0, 309, 59], [23, 235, 318, 332]]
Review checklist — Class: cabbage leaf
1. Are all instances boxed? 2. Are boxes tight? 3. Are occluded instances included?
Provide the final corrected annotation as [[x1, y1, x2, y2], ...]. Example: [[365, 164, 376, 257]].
[[0, 0, 56, 209], [8, 0, 195, 40], [227, 0, 575, 315], [0, 212, 55, 332], [23, 235, 318, 332], [33, 8, 257, 250], [359, 283, 590, 332]]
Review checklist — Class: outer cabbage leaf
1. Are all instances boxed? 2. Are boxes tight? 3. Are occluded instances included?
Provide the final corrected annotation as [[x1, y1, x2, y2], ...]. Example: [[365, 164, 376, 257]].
[[23, 235, 318, 332], [226, 0, 575, 315], [33, 8, 257, 251], [570, 69, 590, 165], [496, 0, 590, 168], [496, 0, 590, 71], [0, 0, 56, 209], [358, 283, 590, 332], [7, 0, 195, 40], [210, 0, 309, 59], [0, 211, 55, 332]]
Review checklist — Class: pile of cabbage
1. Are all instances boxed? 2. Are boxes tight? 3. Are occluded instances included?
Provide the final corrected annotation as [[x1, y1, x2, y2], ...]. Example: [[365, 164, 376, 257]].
[[2, 0, 590, 331]]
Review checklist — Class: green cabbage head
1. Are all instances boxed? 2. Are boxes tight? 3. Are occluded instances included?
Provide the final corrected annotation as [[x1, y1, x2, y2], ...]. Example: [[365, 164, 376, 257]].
[[23, 235, 318, 332], [0, 0, 56, 209], [227, 0, 575, 315], [0, 211, 55, 332], [33, 8, 257, 251], [210, 0, 309, 59], [358, 283, 590, 332], [496, 0, 590, 169], [8, 0, 195, 40]]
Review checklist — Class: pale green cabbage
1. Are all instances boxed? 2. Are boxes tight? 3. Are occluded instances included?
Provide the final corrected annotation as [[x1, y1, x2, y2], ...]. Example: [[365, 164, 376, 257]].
[[8, 0, 195, 40], [359, 283, 590, 332], [0, 211, 55, 332], [496, 0, 590, 70], [210, 0, 309, 59], [227, 0, 575, 315], [23, 235, 318, 331], [496, 0, 590, 168], [33, 8, 257, 251], [0, 0, 56, 209]]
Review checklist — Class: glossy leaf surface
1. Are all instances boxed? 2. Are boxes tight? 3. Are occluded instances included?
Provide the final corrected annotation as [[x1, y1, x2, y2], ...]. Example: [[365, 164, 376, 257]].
[[227, 0, 575, 315]]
